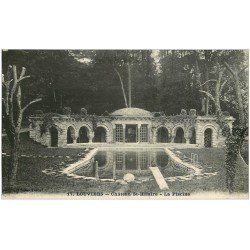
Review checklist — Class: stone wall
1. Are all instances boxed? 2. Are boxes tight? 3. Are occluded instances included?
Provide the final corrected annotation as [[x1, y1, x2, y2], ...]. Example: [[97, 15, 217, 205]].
[[29, 115, 235, 148]]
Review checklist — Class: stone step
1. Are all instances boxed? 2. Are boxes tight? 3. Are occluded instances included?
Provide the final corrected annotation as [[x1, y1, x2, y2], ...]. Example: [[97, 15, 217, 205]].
[[149, 167, 169, 190]]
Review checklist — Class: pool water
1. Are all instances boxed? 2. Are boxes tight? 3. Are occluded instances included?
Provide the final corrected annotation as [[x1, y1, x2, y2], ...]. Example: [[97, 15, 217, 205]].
[[75, 148, 189, 179]]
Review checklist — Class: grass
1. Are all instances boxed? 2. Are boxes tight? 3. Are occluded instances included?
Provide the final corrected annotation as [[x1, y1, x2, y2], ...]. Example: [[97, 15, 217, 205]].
[[172, 148, 248, 193], [1, 133, 248, 196], [241, 139, 249, 164]]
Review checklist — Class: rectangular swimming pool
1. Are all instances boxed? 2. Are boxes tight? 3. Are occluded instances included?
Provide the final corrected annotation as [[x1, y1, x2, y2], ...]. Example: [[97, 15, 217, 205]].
[[74, 148, 189, 180]]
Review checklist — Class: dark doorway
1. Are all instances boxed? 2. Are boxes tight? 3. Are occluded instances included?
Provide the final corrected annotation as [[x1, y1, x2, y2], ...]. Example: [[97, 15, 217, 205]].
[[77, 127, 89, 143], [93, 127, 106, 142], [190, 128, 196, 144], [125, 125, 137, 143], [174, 127, 186, 143], [157, 127, 169, 143], [67, 126, 75, 144], [50, 127, 58, 147], [204, 128, 212, 148]]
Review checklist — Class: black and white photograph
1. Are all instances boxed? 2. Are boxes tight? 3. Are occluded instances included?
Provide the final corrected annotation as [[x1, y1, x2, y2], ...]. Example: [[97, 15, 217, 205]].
[[0, 1, 249, 250], [1, 49, 248, 199]]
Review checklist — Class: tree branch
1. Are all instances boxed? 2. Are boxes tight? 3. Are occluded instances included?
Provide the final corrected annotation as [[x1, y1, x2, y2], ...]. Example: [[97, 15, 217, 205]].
[[220, 80, 228, 93], [6, 65, 13, 81], [10, 66, 18, 102], [2, 81, 7, 88], [114, 67, 128, 108], [19, 67, 26, 79], [200, 79, 217, 87], [22, 98, 42, 113], [223, 61, 236, 77], [2, 79, 13, 87], [12, 65, 18, 83], [19, 76, 30, 82], [239, 65, 248, 76], [199, 90, 215, 103]]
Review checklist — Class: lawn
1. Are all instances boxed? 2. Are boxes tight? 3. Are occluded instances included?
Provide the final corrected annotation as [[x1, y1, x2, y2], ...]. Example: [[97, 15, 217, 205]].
[[1, 132, 249, 197], [172, 148, 248, 194], [1, 133, 122, 194]]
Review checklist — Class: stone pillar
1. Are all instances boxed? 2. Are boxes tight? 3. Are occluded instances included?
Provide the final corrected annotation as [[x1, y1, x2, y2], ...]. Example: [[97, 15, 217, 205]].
[[122, 124, 126, 143], [137, 124, 141, 143], [148, 125, 151, 143], [112, 124, 116, 143], [152, 127, 156, 144], [171, 136, 175, 143], [185, 138, 190, 144], [195, 122, 203, 147], [113, 126, 116, 143], [212, 128, 218, 147], [58, 128, 67, 147], [89, 132, 94, 143]]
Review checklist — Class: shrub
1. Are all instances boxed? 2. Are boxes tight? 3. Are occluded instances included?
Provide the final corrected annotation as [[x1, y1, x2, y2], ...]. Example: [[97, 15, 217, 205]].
[[62, 107, 71, 115]]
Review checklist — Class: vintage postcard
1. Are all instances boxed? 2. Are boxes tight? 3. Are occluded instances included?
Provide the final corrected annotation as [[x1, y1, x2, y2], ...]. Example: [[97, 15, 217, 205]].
[[1, 50, 249, 199]]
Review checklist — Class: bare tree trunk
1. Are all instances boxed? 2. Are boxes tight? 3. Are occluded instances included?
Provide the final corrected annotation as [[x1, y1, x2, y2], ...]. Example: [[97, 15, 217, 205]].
[[214, 68, 224, 117], [194, 51, 205, 113], [10, 135, 20, 184], [114, 67, 128, 108], [200, 63, 226, 117], [200, 61, 248, 193], [234, 73, 245, 125], [2, 65, 42, 186], [204, 51, 210, 115], [224, 62, 246, 125], [127, 61, 132, 108]]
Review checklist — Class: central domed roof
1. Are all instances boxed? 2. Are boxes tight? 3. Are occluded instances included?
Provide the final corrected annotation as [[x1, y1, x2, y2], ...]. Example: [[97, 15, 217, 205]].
[[110, 108, 153, 117]]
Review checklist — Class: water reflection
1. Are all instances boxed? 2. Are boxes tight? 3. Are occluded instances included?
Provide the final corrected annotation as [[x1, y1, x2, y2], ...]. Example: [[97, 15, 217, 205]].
[[75, 149, 187, 179]]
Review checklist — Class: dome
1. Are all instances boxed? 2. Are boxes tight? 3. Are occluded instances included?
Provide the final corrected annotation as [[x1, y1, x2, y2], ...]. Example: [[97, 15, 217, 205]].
[[110, 108, 153, 117]]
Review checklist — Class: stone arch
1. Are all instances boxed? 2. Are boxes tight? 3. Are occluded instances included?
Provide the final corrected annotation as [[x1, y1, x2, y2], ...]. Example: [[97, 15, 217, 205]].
[[172, 125, 186, 136], [201, 124, 218, 148], [77, 126, 90, 143], [173, 126, 186, 143], [67, 125, 76, 144], [76, 123, 92, 134], [187, 126, 196, 144], [93, 126, 107, 142], [156, 126, 170, 143], [49, 126, 58, 147], [96, 124, 112, 143]]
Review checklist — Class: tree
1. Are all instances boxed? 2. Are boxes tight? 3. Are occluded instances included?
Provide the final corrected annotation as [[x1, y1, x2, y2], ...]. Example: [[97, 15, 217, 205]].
[[2, 65, 42, 185], [199, 55, 248, 193], [199, 62, 228, 118], [223, 61, 248, 125], [114, 67, 128, 108]]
